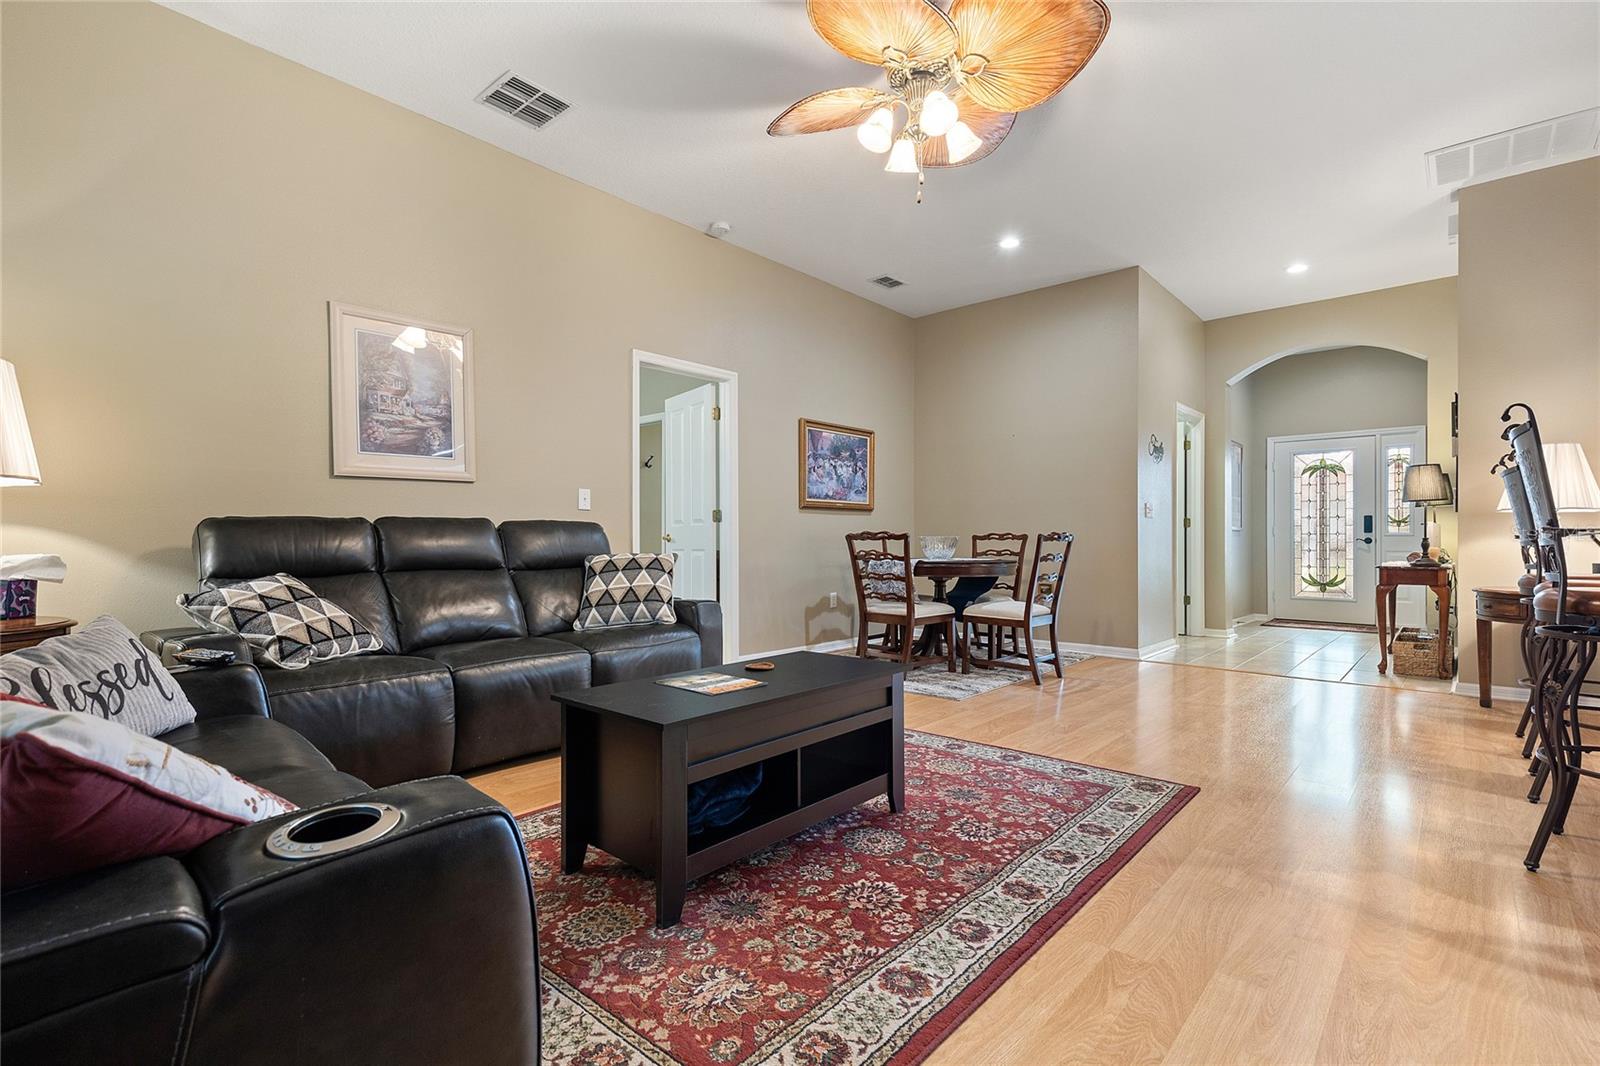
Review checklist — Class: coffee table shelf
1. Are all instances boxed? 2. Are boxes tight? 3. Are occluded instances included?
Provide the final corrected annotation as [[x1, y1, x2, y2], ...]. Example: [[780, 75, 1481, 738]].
[[555, 652, 906, 927]]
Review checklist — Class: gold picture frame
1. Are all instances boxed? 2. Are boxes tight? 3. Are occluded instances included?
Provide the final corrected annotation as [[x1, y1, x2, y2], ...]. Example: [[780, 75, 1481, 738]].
[[799, 418, 875, 511]]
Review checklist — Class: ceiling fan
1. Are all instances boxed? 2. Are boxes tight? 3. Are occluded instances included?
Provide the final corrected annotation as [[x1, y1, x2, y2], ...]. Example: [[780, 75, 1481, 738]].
[[768, 0, 1110, 201]]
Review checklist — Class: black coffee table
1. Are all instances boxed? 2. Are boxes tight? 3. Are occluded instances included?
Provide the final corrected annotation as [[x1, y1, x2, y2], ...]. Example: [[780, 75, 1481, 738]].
[[553, 651, 907, 927]]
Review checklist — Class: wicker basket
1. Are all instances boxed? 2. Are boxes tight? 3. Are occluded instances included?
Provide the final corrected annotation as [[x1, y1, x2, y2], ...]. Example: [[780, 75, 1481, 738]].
[[1392, 626, 1449, 678]]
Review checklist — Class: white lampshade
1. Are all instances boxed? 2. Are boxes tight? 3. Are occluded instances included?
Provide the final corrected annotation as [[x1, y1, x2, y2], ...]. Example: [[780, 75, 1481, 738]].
[[945, 121, 983, 163], [884, 137, 919, 174], [855, 106, 894, 154], [919, 90, 959, 137], [1497, 442, 1600, 514], [0, 360, 41, 487]]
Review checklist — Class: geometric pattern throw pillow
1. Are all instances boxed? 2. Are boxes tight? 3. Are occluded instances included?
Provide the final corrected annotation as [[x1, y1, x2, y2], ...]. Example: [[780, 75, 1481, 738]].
[[572, 553, 676, 630], [178, 573, 382, 671]]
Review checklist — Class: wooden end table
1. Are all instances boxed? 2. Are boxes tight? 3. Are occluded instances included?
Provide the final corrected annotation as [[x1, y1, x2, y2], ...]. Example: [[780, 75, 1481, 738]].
[[1376, 563, 1452, 678], [1472, 586, 1530, 708], [0, 615, 77, 653], [553, 652, 906, 928]]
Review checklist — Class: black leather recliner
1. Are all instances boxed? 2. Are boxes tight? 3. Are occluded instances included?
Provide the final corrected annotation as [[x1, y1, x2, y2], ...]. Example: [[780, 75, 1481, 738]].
[[0, 665, 541, 1066], [144, 516, 724, 786]]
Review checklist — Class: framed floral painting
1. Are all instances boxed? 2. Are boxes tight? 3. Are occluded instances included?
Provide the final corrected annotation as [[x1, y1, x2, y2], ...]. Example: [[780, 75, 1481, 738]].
[[329, 302, 475, 481], [799, 418, 874, 511]]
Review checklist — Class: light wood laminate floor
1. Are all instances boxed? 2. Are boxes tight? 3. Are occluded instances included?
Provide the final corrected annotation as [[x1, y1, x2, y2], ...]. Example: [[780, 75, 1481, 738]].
[[471, 658, 1599, 1065]]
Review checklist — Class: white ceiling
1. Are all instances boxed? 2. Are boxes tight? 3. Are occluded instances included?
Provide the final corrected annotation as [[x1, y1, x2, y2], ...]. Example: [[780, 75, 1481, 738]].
[[164, 1, 1599, 320]]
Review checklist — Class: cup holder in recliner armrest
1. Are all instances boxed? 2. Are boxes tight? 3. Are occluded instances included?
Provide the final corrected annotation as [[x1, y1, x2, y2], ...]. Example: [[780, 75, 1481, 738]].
[[264, 803, 404, 860]]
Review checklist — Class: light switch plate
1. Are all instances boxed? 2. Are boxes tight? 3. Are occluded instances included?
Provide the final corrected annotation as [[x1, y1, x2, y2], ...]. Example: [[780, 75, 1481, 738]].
[[577, 488, 592, 511]]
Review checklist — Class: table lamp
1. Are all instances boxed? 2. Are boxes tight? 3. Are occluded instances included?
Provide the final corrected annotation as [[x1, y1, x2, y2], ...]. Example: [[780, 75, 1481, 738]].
[[1497, 442, 1600, 564], [0, 359, 41, 487], [1402, 463, 1453, 562]]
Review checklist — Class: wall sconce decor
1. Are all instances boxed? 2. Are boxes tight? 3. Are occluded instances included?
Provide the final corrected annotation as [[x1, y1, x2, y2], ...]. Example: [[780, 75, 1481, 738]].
[[1148, 434, 1165, 464]]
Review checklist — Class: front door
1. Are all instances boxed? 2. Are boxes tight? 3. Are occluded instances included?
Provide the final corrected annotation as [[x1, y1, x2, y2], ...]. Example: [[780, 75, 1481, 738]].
[[661, 383, 718, 600], [1268, 428, 1426, 626]]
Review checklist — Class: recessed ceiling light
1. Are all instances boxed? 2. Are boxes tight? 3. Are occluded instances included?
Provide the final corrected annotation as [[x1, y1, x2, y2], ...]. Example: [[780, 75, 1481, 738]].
[[998, 235, 1022, 251], [1286, 262, 1309, 275]]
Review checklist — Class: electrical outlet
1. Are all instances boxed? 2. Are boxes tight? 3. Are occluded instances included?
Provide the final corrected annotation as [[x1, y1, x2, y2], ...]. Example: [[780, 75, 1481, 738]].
[[828, 591, 838, 608], [577, 488, 592, 511]]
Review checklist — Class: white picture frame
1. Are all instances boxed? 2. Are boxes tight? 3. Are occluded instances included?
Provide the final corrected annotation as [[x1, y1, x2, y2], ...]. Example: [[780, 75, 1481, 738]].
[[329, 302, 475, 482], [1228, 440, 1244, 532]]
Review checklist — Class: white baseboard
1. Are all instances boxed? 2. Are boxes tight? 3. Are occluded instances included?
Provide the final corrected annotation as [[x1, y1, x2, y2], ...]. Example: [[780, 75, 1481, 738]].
[[1200, 627, 1235, 639], [1232, 613, 1268, 625], [1137, 638, 1178, 658], [745, 637, 855, 659], [1451, 678, 1530, 703], [1058, 641, 1143, 660]]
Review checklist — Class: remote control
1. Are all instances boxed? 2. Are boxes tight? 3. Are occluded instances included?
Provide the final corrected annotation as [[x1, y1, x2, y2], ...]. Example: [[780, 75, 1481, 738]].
[[173, 648, 237, 667]]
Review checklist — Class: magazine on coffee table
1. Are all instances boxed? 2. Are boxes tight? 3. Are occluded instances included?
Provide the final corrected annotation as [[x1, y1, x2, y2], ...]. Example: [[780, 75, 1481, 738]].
[[655, 672, 767, 696]]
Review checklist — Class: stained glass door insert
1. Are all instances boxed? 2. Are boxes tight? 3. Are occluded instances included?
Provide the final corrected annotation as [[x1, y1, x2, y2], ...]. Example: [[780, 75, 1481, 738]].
[[1292, 448, 1355, 601]]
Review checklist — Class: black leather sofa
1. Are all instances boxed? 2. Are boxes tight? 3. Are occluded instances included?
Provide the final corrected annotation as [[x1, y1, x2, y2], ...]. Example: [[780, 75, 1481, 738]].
[[144, 516, 723, 786], [0, 664, 540, 1066]]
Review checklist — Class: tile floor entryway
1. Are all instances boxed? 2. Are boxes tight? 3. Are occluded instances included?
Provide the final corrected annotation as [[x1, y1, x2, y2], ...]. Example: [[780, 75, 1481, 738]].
[[1144, 618, 1455, 693]]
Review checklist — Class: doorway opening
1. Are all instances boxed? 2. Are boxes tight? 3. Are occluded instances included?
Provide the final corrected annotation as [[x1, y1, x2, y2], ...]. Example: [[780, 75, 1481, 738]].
[[632, 349, 740, 659], [1175, 404, 1206, 637]]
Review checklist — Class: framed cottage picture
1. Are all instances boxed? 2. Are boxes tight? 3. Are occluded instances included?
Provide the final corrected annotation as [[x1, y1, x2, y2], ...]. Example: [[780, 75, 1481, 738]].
[[799, 418, 874, 511], [329, 302, 475, 481]]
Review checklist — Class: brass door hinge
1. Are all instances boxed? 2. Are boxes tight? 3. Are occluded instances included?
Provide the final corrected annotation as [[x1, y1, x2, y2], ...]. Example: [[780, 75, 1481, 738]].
[[1184, 517, 1191, 528], [1183, 439, 1191, 451], [712, 508, 722, 523], [1184, 595, 1191, 606], [711, 406, 722, 421]]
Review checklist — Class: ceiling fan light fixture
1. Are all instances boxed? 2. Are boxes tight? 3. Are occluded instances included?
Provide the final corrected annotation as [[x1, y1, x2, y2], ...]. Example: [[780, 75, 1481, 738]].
[[885, 136, 919, 174], [920, 90, 959, 137], [945, 121, 983, 163], [856, 106, 896, 153]]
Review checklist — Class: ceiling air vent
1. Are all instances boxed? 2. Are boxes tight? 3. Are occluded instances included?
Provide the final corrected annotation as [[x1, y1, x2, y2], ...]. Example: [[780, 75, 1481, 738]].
[[477, 72, 570, 130], [1425, 107, 1599, 189], [871, 275, 905, 289]]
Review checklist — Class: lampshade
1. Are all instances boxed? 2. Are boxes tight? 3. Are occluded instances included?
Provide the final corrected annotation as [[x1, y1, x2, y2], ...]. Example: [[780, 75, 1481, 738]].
[[1495, 442, 1600, 514], [1402, 463, 1453, 506], [0, 360, 40, 487]]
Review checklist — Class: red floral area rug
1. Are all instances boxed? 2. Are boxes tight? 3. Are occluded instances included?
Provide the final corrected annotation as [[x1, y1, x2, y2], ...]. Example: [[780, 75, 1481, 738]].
[[518, 731, 1197, 1066]]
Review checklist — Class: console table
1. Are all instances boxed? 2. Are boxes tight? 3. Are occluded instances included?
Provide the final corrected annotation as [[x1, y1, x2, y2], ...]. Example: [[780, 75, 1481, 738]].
[[1376, 563, 1452, 678], [554, 652, 906, 927], [1472, 586, 1530, 708]]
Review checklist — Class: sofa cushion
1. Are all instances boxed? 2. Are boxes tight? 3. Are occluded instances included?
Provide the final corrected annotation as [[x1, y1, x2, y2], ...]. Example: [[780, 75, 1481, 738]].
[[161, 715, 368, 807], [178, 573, 383, 670], [0, 699, 295, 888], [0, 857, 209, 1030], [259, 656, 455, 788], [417, 637, 590, 770], [195, 517, 401, 653], [548, 623, 703, 685], [1, 616, 197, 736], [376, 518, 526, 650], [573, 553, 677, 630], [501, 520, 610, 636]]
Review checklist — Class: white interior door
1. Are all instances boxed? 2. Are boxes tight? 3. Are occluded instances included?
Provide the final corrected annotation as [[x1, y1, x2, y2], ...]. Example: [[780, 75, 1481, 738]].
[[662, 383, 717, 600], [1268, 433, 1379, 625]]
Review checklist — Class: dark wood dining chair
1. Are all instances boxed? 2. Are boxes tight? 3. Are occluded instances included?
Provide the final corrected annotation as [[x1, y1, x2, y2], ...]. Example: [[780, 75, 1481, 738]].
[[846, 531, 956, 671], [960, 532, 1074, 684], [1503, 405, 1600, 871], [972, 532, 1027, 656]]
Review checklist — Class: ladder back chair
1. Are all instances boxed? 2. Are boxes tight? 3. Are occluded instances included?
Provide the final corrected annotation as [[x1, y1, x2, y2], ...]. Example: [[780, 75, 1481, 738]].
[[961, 532, 1074, 684], [972, 532, 1028, 655], [1503, 405, 1600, 871], [846, 531, 956, 671]]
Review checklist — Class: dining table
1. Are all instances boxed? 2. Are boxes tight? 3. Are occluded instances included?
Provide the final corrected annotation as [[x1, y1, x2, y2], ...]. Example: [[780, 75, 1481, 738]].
[[909, 555, 1019, 657]]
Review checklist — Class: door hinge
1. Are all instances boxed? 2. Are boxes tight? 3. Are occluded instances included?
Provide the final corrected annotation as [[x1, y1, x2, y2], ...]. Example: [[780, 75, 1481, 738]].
[[1184, 595, 1191, 606], [1183, 439, 1191, 451], [711, 406, 721, 421], [1184, 517, 1192, 528], [712, 508, 722, 523]]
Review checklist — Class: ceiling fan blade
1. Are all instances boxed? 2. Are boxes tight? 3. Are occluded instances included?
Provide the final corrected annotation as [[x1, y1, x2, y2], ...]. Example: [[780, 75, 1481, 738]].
[[921, 101, 1016, 168], [806, 0, 959, 67], [767, 87, 892, 137], [949, 0, 1109, 113]]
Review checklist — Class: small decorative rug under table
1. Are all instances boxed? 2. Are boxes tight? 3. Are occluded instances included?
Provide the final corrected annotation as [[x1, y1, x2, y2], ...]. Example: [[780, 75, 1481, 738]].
[[519, 731, 1196, 1066]]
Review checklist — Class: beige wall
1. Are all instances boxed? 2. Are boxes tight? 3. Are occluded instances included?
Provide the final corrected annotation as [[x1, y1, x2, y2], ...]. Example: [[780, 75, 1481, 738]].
[[1236, 346, 1429, 614], [1457, 158, 1600, 690], [913, 269, 1141, 650], [638, 422, 663, 554], [1136, 270, 1207, 647], [1202, 277, 1459, 627], [0, 1, 916, 656]]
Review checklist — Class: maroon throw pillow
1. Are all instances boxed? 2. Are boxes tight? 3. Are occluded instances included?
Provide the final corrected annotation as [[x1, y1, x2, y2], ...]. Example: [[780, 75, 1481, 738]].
[[1, 694, 295, 887]]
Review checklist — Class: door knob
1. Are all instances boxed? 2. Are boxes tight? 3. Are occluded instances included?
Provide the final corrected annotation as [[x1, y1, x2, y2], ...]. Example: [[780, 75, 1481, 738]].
[[662, 532, 673, 542], [1360, 536, 1373, 544]]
